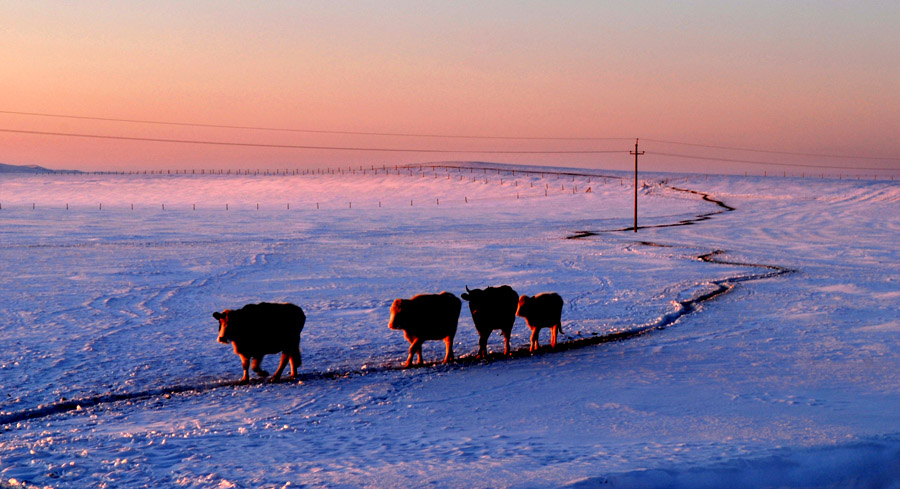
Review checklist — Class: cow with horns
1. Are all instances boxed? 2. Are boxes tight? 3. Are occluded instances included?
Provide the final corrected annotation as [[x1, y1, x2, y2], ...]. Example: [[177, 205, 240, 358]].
[[461, 285, 519, 358]]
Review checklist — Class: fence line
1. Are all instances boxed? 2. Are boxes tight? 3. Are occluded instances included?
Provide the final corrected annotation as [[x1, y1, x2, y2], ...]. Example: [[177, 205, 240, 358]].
[[0, 166, 616, 213], [0, 189, 598, 213], [11, 162, 897, 181], [3, 163, 895, 213]]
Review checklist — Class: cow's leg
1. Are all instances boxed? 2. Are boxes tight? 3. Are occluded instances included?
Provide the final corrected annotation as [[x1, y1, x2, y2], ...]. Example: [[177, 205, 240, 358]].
[[530, 327, 540, 352], [502, 329, 512, 356], [404, 338, 423, 368], [290, 353, 300, 378], [550, 324, 559, 348], [443, 336, 455, 363], [271, 352, 290, 381], [414, 339, 425, 366], [238, 354, 251, 383], [287, 344, 302, 379], [251, 356, 269, 378], [477, 331, 489, 359]]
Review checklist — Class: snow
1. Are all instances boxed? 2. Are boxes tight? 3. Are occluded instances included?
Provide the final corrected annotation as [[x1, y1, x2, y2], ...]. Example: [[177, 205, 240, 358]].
[[1, 164, 899, 488]]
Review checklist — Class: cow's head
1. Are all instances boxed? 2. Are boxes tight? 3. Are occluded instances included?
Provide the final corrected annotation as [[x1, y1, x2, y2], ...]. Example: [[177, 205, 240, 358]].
[[212, 310, 233, 343], [515, 295, 532, 318], [460, 285, 484, 314], [388, 299, 407, 330]]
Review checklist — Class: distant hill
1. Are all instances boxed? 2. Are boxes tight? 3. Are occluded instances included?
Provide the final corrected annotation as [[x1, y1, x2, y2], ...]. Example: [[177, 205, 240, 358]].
[[0, 163, 81, 174]]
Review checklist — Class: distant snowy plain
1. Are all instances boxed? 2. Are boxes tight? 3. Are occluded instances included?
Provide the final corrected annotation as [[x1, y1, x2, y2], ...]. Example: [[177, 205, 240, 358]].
[[1, 163, 898, 488]]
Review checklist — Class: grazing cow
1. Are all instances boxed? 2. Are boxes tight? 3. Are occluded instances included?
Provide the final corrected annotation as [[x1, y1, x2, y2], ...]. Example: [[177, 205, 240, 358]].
[[388, 292, 462, 367], [461, 285, 519, 358], [516, 293, 564, 352], [212, 302, 305, 383]]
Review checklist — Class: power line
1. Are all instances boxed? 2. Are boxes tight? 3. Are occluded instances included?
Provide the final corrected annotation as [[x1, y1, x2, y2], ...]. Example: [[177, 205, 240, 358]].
[[5, 110, 896, 162], [3, 109, 896, 164], [643, 138, 899, 162], [0, 128, 630, 155], [0, 110, 633, 142], [648, 151, 899, 171]]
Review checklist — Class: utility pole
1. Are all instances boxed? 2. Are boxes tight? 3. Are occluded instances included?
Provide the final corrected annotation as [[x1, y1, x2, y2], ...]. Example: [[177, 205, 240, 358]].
[[630, 138, 644, 232]]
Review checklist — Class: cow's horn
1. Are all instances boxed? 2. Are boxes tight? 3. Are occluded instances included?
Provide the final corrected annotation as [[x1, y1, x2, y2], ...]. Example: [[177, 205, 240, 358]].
[[465, 285, 471, 293]]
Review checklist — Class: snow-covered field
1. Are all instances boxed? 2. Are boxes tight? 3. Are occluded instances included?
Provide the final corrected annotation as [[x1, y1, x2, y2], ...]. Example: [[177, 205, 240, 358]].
[[1, 163, 898, 488]]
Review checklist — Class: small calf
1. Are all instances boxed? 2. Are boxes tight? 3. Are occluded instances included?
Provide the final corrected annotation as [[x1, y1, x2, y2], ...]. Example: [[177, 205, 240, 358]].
[[516, 293, 564, 352]]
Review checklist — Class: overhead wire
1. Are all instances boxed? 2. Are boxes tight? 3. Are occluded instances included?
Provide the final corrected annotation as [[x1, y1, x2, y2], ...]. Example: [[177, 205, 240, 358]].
[[0, 128, 629, 155], [2, 110, 897, 168], [643, 138, 899, 161], [647, 151, 899, 172], [0, 110, 632, 142]]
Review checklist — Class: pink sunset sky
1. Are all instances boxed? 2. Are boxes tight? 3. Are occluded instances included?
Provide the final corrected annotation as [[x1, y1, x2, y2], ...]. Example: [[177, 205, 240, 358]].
[[1, 1, 898, 174]]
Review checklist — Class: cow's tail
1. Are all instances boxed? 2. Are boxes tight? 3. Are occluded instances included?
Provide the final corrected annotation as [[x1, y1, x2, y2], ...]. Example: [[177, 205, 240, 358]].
[[557, 296, 564, 335]]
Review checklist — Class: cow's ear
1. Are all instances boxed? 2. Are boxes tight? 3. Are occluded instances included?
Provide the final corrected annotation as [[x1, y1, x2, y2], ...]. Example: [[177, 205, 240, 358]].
[[213, 311, 222, 320], [461, 292, 469, 301], [391, 298, 403, 311]]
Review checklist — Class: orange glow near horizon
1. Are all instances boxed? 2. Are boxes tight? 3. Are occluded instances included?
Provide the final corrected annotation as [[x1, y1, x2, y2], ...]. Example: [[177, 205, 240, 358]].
[[1, 2, 898, 174]]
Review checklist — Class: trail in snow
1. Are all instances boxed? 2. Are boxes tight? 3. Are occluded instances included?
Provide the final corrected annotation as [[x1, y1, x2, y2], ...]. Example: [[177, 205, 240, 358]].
[[0, 175, 788, 428], [3, 165, 898, 489]]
